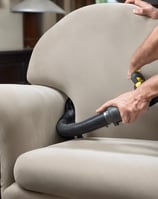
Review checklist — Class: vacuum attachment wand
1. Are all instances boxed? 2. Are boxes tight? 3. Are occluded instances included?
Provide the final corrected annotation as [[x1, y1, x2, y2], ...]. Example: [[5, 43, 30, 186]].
[[131, 70, 145, 88], [57, 100, 121, 138], [57, 71, 158, 138]]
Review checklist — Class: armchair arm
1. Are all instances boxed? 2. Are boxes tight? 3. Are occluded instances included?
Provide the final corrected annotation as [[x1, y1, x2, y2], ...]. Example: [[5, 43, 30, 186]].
[[0, 84, 65, 193]]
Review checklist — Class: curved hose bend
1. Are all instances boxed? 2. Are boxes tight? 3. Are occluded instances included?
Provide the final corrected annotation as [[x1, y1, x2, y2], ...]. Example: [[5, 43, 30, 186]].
[[56, 98, 121, 138], [57, 71, 158, 139]]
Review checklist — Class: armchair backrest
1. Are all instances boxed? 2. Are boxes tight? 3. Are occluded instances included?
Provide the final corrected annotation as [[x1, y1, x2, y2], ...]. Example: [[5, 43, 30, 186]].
[[27, 3, 158, 139]]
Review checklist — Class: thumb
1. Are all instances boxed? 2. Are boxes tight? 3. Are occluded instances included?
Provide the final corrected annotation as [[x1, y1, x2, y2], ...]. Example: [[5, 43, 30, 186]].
[[133, 8, 144, 15], [96, 101, 112, 113], [128, 68, 134, 79]]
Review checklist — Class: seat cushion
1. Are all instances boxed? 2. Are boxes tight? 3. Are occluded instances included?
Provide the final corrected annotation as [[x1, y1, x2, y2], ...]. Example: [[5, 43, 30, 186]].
[[3, 183, 60, 199], [14, 138, 158, 199]]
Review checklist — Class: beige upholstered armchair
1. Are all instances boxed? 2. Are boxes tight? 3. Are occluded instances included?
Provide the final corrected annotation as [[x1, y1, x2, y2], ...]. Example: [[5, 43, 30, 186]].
[[1, 3, 158, 199]]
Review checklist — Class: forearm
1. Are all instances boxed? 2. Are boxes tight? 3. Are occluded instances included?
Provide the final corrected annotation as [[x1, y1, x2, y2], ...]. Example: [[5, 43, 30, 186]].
[[131, 26, 158, 69]]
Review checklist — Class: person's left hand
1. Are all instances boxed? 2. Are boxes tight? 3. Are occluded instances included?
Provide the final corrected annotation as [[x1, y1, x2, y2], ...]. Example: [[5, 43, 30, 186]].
[[96, 90, 149, 124], [125, 0, 158, 19]]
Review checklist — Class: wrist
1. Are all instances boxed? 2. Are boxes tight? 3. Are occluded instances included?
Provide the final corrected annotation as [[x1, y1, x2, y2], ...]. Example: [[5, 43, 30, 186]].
[[136, 76, 158, 102], [135, 86, 153, 103]]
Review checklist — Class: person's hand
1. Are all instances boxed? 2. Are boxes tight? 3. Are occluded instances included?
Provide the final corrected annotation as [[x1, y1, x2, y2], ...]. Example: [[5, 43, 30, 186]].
[[125, 0, 158, 19], [96, 90, 149, 124]]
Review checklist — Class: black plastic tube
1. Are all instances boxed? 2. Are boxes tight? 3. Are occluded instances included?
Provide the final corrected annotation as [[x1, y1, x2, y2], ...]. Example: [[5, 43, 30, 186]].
[[56, 98, 121, 138], [57, 71, 158, 139]]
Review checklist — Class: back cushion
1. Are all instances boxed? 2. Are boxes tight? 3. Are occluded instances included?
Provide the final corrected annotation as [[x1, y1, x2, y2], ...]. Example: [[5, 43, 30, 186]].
[[27, 3, 158, 139]]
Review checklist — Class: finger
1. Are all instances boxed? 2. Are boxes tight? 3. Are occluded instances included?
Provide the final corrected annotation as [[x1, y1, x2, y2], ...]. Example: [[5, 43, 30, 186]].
[[134, 0, 150, 7], [128, 70, 132, 80], [128, 68, 135, 79], [122, 117, 129, 124], [96, 101, 113, 113], [128, 68, 136, 79], [125, 0, 134, 3], [121, 111, 131, 124], [128, 65, 142, 79], [133, 8, 150, 16], [133, 8, 144, 16], [96, 105, 108, 113]]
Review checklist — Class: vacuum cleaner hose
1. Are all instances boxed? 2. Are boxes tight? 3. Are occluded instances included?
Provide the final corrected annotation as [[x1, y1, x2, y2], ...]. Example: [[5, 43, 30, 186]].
[[56, 98, 121, 138], [57, 71, 158, 138]]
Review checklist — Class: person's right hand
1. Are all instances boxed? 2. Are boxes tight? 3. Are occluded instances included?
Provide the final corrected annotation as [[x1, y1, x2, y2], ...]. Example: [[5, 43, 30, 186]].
[[96, 89, 149, 124], [125, 0, 158, 19]]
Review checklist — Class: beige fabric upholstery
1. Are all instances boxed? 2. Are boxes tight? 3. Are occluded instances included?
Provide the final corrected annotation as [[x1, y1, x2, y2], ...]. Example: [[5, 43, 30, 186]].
[[4, 183, 62, 199], [0, 84, 65, 198], [1, 3, 158, 199], [28, 3, 158, 139], [14, 138, 158, 199]]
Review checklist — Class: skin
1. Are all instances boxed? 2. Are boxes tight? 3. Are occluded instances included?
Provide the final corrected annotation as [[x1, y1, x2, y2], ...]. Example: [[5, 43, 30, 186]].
[[128, 26, 158, 77], [96, 75, 158, 123], [96, 1, 158, 124], [125, 0, 158, 19]]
